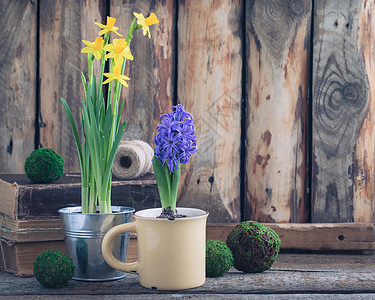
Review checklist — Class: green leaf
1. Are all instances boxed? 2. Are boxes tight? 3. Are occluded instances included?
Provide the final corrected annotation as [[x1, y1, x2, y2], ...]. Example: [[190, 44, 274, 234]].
[[81, 72, 87, 97], [103, 104, 113, 144], [102, 121, 127, 193], [116, 96, 125, 133], [61, 97, 83, 169], [81, 98, 100, 188], [152, 156, 172, 209], [170, 163, 180, 210]]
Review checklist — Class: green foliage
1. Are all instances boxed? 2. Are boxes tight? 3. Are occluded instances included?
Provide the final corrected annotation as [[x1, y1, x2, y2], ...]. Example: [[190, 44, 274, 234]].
[[206, 240, 233, 277], [24, 148, 64, 183], [33, 250, 75, 288], [60, 17, 138, 214], [61, 77, 126, 213], [152, 156, 180, 211], [226, 221, 281, 273]]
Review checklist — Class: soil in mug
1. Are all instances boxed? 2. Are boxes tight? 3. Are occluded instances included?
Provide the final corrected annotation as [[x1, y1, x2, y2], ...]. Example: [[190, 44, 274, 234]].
[[157, 206, 186, 220]]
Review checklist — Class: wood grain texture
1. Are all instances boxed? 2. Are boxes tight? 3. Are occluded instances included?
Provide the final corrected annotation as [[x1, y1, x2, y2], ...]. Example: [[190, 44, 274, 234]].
[[312, 0, 369, 222], [111, 0, 175, 145], [2, 222, 374, 276], [207, 222, 375, 251], [177, 0, 242, 222], [3, 254, 375, 294], [0, 0, 37, 173], [39, 0, 105, 173], [352, 0, 375, 222], [245, 0, 311, 222]]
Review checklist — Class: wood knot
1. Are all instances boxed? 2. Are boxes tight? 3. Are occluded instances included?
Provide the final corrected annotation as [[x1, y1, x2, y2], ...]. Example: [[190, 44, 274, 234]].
[[7, 140, 13, 154], [289, 0, 304, 16], [265, 188, 272, 198], [343, 84, 358, 101]]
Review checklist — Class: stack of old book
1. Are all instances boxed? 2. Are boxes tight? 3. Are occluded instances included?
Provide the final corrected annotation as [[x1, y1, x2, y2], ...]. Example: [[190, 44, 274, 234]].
[[0, 173, 157, 276]]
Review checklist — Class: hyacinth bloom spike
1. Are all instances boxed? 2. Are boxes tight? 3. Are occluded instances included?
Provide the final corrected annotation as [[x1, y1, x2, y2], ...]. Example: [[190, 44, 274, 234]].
[[153, 104, 197, 211], [154, 104, 197, 173]]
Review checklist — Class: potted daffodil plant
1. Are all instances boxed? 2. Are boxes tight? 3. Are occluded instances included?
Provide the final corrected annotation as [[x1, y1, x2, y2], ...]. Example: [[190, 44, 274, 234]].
[[102, 105, 209, 290], [58, 13, 159, 281]]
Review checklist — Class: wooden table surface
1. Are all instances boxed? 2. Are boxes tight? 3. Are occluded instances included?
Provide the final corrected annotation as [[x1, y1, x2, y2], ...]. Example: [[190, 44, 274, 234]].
[[0, 254, 375, 299]]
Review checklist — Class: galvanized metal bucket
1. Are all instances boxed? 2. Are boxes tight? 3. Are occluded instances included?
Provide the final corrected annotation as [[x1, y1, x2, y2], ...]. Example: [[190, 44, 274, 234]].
[[58, 206, 135, 281]]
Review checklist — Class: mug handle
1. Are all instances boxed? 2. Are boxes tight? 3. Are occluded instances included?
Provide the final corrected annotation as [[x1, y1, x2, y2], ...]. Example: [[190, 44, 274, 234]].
[[101, 222, 139, 273]]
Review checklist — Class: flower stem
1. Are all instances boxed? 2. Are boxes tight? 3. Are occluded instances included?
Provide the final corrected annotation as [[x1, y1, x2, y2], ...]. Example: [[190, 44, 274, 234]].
[[88, 53, 94, 85], [99, 33, 110, 87], [107, 61, 114, 110], [81, 186, 89, 213], [126, 18, 140, 45], [89, 166, 97, 213], [115, 18, 140, 102]]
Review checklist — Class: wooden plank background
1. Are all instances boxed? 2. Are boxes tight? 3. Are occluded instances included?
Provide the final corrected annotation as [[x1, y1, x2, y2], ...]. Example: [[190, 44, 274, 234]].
[[1, 0, 375, 224], [0, 0, 36, 174], [311, 0, 371, 222], [111, 0, 175, 146], [177, 0, 242, 222], [39, 0, 105, 173], [245, 0, 311, 223]]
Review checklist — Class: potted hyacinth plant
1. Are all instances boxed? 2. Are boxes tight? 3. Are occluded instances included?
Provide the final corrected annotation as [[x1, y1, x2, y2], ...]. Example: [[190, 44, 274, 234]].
[[102, 105, 209, 290], [58, 13, 159, 281], [152, 104, 198, 218]]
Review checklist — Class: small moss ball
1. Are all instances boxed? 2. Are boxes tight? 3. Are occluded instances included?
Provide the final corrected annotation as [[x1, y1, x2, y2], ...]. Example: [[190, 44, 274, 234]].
[[25, 148, 64, 183], [33, 250, 75, 288], [206, 240, 233, 277], [226, 221, 281, 273]]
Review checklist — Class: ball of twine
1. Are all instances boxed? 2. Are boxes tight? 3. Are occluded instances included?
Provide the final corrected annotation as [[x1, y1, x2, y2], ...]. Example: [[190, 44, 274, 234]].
[[112, 140, 154, 179]]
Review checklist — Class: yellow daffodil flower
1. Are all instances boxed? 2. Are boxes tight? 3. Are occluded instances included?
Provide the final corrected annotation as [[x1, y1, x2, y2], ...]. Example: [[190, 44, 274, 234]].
[[103, 66, 130, 87], [133, 12, 159, 39], [95, 16, 122, 37], [104, 39, 134, 68], [81, 36, 104, 60]]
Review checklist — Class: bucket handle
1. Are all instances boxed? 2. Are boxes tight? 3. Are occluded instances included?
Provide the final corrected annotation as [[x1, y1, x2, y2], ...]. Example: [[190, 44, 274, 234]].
[[101, 222, 139, 273]]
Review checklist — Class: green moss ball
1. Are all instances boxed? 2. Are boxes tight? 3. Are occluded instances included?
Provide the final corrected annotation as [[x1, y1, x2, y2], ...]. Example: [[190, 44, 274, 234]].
[[206, 240, 233, 277], [226, 221, 280, 273], [25, 148, 64, 183], [33, 250, 75, 288]]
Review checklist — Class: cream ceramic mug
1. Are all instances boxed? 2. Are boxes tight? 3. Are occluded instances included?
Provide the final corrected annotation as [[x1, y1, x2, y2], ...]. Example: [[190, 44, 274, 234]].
[[101, 207, 209, 290]]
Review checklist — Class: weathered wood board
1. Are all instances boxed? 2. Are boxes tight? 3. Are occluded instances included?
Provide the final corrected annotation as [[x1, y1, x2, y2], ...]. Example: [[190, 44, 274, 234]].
[[312, 0, 370, 222], [352, 0, 375, 222], [111, 0, 175, 145], [177, 0, 243, 222], [207, 222, 375, 251], [2, 0, 375, 225], [0, 1, 37, 173], [2, 254, 375, 296], [245, 0, 311, 222], [39, 0, 105, 173], [3, 222, 373, 276]]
